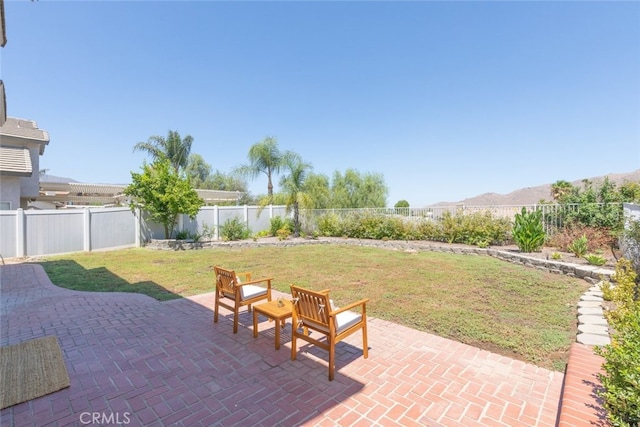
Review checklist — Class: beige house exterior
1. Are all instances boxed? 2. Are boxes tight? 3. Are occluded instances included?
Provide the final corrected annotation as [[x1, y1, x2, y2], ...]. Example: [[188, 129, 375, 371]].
[[0, 117, 50, 209]]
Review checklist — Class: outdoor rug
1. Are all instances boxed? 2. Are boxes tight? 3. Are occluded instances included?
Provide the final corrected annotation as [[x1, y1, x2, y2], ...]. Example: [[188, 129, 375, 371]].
[[0, 336, 70, 409]]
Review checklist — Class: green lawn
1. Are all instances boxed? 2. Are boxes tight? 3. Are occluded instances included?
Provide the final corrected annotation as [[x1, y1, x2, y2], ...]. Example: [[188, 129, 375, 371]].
[[34, 244, 589, 371]]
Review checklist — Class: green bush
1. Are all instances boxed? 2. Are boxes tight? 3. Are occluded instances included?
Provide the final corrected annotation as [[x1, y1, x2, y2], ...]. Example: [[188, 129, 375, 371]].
[[595, 303, 640, 427], [220, 217, 251, 241], [512, 207, 546, 252], [316, 213, 343, 237], [439, 211, 510, 247], [584, 253, 607, 266], [597, 258, 640, 426], [568, 234, 589, 257]]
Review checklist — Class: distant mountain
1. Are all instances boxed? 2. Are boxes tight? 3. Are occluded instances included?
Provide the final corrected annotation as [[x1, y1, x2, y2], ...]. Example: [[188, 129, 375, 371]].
[[430, 170, 640, 207], [40, 174, 79, 183]]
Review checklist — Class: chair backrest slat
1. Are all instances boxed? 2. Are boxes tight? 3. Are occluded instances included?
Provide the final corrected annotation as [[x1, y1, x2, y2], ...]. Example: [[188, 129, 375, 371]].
[[291, 286, 331, 328], [214, 266, 237, 295]]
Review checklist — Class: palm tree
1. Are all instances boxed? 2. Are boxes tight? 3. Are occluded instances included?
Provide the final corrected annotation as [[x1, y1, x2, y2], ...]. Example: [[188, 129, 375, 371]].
[[234, 137, 289, 203], [550, 180, 573, 202], [279, 154, 313, 237], [133, 130, 193, 174]]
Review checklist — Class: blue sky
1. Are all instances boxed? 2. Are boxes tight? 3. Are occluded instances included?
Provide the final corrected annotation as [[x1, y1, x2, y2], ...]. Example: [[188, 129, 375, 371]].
[[3, 1, 639, 206]]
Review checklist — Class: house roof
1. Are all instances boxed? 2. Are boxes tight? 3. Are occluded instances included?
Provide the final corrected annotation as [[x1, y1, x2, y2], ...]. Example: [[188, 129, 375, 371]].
[[0, 117, 50, 154], [0, 145, 32, 177], [36, 181, 243, 206]]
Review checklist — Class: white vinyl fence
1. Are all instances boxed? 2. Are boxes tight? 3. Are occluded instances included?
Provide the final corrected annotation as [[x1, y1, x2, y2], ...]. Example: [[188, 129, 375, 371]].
[[0, 203, 633, 259], [0, 205, 288, 259]]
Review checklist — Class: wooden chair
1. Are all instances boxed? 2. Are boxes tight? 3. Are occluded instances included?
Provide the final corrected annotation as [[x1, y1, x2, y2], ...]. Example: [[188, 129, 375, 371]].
[[290, 285, 369, 381], [214, 266, 272, 334]]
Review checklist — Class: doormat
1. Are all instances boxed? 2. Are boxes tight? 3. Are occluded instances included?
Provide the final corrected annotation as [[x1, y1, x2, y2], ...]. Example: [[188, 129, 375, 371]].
[[0, 336, 70, 409]]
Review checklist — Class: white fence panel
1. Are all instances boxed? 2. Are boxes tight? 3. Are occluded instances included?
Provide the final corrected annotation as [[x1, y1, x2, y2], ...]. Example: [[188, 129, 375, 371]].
[[0, 212, 17, 258], [90, 208, 137, 250], [25, 210, 85, 256]]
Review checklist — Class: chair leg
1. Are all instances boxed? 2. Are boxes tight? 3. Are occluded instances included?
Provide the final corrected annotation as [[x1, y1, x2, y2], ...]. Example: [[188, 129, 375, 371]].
[[362, 323, 368, 358], [328, 340, 335, 381], [233, 306, 239, 334], [214, 293, 220, 323], [291, 333, 297, 361]]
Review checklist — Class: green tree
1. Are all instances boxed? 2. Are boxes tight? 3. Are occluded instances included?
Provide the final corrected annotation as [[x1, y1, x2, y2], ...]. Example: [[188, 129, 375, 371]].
[[330, 169, 388, 208], [395, 200, 409, 208], [185, 154, 211, 188], [304, 173, 332, 209], [133, 130, 194, 173], [124, 159, 203, 239], [234, 136, 291, 203], [279, 154, 313, 237]]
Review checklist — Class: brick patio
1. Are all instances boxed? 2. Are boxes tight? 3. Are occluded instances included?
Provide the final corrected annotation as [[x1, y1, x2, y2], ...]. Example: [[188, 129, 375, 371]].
[[0, 264, 606, 426]]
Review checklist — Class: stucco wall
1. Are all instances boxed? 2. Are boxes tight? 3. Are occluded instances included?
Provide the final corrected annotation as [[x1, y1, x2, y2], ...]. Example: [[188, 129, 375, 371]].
[[0, 175, 20, 209]]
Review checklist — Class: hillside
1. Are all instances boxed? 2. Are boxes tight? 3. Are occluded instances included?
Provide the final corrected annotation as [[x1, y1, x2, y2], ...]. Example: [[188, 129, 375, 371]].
[[430, 169, 640, 207]]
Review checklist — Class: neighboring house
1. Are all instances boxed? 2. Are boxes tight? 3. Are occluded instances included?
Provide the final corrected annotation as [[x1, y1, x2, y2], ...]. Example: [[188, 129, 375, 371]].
[[0, 117, 50, 209], [34, 177, 244, 208]]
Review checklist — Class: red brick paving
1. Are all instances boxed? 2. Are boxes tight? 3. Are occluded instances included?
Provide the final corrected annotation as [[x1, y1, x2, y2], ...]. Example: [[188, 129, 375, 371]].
[[0, 264, 604, 426]]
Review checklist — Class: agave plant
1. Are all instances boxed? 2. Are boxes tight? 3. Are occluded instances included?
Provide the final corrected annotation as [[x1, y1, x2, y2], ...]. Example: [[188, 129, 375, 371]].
[[512, 207, 546, 252]]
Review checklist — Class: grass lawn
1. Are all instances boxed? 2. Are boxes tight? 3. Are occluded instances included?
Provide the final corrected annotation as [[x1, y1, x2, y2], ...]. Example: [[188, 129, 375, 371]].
[[34, 244, 589, 371]]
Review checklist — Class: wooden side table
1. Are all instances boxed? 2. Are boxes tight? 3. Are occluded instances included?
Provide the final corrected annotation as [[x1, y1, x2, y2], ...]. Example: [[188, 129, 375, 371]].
[[253, 299, 293, 350]]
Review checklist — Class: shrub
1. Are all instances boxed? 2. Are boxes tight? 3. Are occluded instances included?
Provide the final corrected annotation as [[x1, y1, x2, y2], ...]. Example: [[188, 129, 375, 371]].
[[439, 211, 510, 247], [549, 223, 615, 254], [597, 258, 640, 426], [512, 207, 545, 252], [568, 235, 589, 257], [174, 229, 190, 240], [276, 227, 291, 241], [584, 253, 607, 266], [595, 303, 640, 427], [316, 213, 343, 237], [220, 218, 251, 241], [551, 252, 562, 260], [200, 223, 216, 241]]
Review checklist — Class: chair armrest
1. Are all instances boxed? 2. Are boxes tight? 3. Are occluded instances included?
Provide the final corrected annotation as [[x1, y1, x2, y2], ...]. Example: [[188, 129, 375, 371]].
[[331, 298, 369, 315], [236, 271, 252, 281], [237, 277, 273, 288]]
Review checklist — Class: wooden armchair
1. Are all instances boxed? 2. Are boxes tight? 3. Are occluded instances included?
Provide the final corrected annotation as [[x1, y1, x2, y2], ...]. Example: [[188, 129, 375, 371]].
[[214, 266, 272, 333], [290, 285, 369, 381]]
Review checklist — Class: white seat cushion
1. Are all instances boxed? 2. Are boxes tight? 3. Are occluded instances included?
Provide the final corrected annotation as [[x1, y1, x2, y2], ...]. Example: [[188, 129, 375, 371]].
[[335, 310, 362, 333], [239, 285, 268, 300]]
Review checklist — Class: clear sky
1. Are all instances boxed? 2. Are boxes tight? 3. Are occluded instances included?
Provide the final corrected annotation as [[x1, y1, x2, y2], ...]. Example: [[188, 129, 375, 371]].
[[3, 1, 639, 207]]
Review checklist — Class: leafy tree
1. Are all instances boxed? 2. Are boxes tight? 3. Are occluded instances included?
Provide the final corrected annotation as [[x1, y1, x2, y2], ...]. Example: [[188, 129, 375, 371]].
[[204, 170, 247, 192], [124, 159, 203, 239], [279, 154, 313, 237], [185, 154, 211, 188], [330, 169, 388, 208], [303, 173, 331, 209], [395, 200, 409, 208], [133, 130, 194, 173], [234, 136, 292, 203]]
